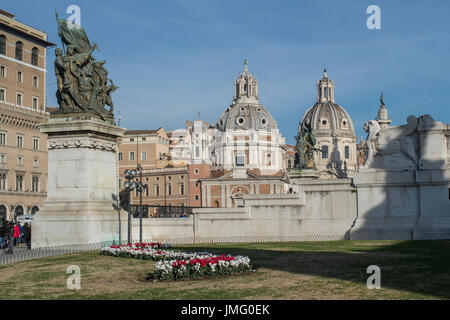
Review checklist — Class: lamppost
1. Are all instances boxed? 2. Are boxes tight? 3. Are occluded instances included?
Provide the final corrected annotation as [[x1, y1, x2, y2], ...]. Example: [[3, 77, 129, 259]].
[[124, 164, 147, 244]]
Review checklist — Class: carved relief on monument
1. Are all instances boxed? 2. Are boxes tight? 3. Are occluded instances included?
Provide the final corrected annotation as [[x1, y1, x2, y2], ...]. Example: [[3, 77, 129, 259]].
[[363, 115, 419, 170], [48, 137, 117, 152], [362, 114, 450, 171]]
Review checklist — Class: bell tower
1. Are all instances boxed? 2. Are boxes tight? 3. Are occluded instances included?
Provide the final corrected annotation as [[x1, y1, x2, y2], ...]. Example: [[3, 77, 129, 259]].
[[233, 59, 259, 104], [317, 69, 335, 103]]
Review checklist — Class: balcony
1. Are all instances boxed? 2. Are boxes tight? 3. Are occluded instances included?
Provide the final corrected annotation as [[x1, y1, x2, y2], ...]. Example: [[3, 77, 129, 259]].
[[0, 100, 50, 119]]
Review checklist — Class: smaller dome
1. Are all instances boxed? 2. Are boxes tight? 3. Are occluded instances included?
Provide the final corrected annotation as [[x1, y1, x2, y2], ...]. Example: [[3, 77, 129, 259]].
[[300, 102, 355, 138], [299, 70, 356, 139]]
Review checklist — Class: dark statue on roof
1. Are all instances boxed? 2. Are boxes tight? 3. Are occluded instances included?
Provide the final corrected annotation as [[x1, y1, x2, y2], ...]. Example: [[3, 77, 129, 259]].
[[294, 122, 320, 169], [52, 12, 117, 123]]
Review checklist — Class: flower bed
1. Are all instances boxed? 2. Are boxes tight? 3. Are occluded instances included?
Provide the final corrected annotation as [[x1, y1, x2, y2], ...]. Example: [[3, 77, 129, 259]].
[[100, 243, 212, 261], [153, 254, 253, 281], [100, 243, 254, 281]]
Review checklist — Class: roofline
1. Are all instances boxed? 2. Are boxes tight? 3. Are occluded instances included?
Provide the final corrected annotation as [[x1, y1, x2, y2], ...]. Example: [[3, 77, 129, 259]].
[[0, 20, 56, 47]]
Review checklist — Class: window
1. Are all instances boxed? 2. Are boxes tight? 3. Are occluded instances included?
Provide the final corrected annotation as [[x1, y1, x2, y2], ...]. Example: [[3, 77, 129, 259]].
[[130, 138, 134, 142], [0, 173, 6, 190], [32, 97, 38, 109], [16, 135, 23, 148], [142, 137, 146, 141], [17, 71, 23, 83], [33, 159, 38, 168], [194, 169, 199, 174], [195, 182, 199, 187], [129, 152, 135, 161], [168, 184, 172, 196], [141, 151, 147, 161], [0, 88, 5, 102], [345, 146, 350, 159], [321, 146, 329, 159], [155, 184, 160, 196], [32, 176, 39, 192], [118, 152, 123, 161], [0, 65, 5, 78], [0, 35, 5, 55], [16, 175, 23, 191], [180, 175, 184, 180], [33, 76, 38, 88], [31, 47, 39, 66], [236, 155, 245, 166], [15, 42, 23, 61], [0, 132, 6, 145], [180, 184, 184, 195], [16, 93, 23, 106], [17, 156, 23, 166], [194, 195, 199, 201]]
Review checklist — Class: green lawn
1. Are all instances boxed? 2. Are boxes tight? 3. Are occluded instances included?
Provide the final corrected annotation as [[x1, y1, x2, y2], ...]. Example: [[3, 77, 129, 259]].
[[1, 240, 450, 299]]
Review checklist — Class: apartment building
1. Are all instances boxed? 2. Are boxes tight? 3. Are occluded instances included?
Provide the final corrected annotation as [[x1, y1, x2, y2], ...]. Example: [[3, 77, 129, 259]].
[[0, 10, 55, 221]]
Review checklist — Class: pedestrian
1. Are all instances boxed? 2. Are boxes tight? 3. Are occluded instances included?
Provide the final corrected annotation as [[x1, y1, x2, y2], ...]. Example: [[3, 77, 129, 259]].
[[5, 221, 14, 255], [23, 223, 31, 249], [18, 222, 23, 244], [13, 223, 20, 246], [0, 223, 6, 249]]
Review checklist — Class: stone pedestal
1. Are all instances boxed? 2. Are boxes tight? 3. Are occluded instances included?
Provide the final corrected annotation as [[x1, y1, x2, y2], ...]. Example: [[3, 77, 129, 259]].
[[288, 168, 320, 179], [32, 117, 127, 248]]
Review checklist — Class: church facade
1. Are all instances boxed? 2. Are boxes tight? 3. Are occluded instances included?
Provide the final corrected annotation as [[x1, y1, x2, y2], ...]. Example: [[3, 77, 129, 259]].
[[201, 61, 288, 208]]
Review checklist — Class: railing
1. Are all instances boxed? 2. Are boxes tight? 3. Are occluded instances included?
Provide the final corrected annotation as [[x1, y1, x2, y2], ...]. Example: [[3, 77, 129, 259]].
[[0, 241, 117, 267], [124, 204, 194, 218], [0, 100, 50, 118]]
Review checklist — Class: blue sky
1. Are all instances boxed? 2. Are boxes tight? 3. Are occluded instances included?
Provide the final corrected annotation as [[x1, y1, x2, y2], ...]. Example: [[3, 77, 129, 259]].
[[4, 0, 450, 144]]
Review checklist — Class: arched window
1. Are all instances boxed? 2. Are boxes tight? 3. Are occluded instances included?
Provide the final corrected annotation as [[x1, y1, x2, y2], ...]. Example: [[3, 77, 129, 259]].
[[31, 206, 39, 215], [14, 205, 24, 218], [0, 204, 6, 222], [31, 47, 39, 66], [0, 35, 6, 55], [15, 41, 23, 61]]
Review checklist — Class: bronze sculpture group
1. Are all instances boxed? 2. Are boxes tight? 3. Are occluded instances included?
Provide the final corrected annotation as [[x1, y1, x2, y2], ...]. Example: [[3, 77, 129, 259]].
[[295, 122, 320, 170], [53, 13, 117, 123]]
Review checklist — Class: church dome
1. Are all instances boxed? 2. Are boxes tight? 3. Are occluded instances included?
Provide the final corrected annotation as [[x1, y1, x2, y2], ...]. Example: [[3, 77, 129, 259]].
[[216, 60, 278, 132], [217, 104, 278, 132], [299, 70, 356, 139]]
